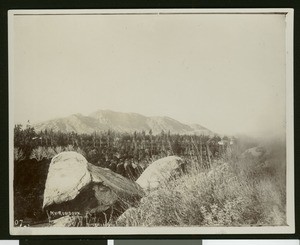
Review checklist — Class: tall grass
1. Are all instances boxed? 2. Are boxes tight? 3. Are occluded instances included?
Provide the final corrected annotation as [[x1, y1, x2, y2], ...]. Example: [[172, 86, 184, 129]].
[[116, 139, 286, 227]]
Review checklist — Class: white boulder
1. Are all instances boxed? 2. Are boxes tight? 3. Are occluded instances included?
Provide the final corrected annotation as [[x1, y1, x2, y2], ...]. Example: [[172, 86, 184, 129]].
[[136, 156, 184, 190], [43, 151, 91, 208]]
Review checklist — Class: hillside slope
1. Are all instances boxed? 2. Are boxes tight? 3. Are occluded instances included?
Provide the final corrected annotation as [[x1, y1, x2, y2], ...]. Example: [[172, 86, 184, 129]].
[[34, 110, 214, 135]]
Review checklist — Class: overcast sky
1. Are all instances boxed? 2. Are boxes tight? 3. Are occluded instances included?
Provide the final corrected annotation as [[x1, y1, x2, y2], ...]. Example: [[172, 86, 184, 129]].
[[12, 12, 287, 136]]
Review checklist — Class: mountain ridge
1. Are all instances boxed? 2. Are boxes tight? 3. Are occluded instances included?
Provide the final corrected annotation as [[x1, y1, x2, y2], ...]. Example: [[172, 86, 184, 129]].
[[33, 110, 215, 136]]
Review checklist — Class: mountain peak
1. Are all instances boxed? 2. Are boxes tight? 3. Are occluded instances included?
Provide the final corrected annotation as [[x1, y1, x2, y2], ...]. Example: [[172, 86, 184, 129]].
[[33, 110, 215, 136]]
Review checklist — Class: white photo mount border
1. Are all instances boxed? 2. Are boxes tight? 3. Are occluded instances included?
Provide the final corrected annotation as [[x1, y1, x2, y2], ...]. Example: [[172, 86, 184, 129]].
[[8, 8, 294, 235]]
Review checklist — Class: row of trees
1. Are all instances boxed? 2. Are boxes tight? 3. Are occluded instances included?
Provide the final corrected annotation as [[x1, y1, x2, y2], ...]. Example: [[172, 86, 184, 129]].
[[14, 124, 233, 170]]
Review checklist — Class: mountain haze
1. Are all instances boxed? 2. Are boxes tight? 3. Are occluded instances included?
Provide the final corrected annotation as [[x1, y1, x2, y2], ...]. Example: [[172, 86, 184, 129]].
[[33, 110, 214, 135]]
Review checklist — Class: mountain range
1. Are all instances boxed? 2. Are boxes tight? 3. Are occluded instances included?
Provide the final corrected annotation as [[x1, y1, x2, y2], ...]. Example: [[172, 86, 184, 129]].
[[33, 110, 214, 136]]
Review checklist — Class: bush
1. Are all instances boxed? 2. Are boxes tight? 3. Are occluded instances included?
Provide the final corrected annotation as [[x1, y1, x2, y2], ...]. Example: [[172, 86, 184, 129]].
[[14, 147, 25, 162], [30, 146, 48, 161]]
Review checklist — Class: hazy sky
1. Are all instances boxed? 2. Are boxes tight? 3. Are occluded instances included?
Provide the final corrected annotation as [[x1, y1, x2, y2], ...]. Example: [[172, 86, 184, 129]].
[[12, 12, 287, 136]]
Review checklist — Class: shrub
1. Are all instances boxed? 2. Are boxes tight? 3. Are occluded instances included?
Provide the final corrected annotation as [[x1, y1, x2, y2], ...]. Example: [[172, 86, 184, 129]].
[[30, 146, 57, 161], [45, 147, 57, 159], [30, 146, 48, 161], [14, 147, 25, 162]]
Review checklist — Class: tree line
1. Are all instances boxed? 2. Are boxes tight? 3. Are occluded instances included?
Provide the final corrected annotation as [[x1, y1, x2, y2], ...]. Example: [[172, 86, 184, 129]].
[[14, 124, 233, 171]]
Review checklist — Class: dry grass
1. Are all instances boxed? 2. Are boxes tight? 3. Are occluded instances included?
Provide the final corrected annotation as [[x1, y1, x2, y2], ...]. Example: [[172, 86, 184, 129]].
[[116, 140, 286, 227]]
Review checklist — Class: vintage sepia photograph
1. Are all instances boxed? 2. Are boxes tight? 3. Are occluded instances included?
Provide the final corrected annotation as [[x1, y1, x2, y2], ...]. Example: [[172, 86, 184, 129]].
[[8, 9, 294, 235]]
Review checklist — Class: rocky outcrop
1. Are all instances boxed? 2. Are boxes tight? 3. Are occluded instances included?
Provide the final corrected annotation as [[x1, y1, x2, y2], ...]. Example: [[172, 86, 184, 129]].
[[43, 151, 144, 220], [136, 156, 185, 191]]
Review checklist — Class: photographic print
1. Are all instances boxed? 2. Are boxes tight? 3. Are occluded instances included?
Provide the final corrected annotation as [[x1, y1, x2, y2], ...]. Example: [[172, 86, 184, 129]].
[[8, 9, 294, 235]]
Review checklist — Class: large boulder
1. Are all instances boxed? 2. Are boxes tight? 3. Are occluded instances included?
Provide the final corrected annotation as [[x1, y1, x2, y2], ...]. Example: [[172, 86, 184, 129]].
[[136, 156, 185, 191], [43, 151, 91, 208], [43, 151, 144, 222]]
